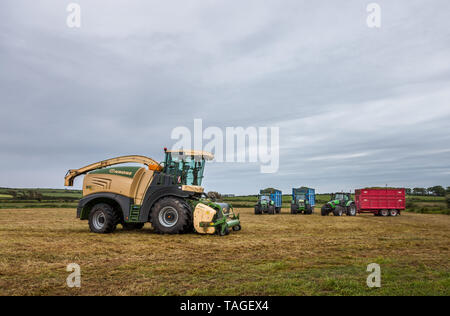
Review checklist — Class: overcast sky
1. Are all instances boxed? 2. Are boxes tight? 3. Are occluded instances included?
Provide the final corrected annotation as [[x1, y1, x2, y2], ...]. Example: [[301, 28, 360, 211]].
[[1, 0, 449, 194]]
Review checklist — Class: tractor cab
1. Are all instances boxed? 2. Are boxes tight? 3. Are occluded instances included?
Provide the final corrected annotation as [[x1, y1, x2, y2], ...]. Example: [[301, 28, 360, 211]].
[[162, 149, 214, 186], [259, 195, 272, 206], [331, 193, 351, 205]]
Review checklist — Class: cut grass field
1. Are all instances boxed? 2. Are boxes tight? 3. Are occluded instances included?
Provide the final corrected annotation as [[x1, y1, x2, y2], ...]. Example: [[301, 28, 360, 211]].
[[0, 207, 448, 296]]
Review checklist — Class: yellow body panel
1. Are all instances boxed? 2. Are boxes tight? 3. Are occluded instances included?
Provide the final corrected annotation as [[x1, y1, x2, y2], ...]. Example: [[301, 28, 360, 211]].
[[181, 185, 204, 193], [193, 203, 217, 235], [83, 167, 155, 202]]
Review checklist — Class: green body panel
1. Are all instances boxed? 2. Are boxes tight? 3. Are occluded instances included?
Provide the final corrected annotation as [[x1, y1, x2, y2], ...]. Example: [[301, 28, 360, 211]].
[[89, 166, 141, 179]]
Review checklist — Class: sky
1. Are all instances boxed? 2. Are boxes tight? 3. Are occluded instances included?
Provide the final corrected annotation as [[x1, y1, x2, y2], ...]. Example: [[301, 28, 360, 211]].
[[1, 0, 449, 194]]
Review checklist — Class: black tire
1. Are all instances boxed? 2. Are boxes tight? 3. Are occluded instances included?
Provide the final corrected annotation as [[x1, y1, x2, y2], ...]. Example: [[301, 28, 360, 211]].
[[150, 197, 192, 234], [291, 205, 298, 214], [347, 204, 357, 216], [232, 225, 241, 232], [122, 222, 145, 230], [333, 207, 343, 216], [276, 207, 281, 214], [254, 206, 262, 215], [88, 203, 119, 234], [321, 206, 329, 216], [389, 209, 398, 217], [305, 205, 313, 215], [218, 226, 230, 236], [268, 205, 275, 215]]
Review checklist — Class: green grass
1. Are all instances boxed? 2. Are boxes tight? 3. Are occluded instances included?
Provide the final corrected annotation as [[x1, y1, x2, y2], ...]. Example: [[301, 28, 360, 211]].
[[0, 208, 448, 296]]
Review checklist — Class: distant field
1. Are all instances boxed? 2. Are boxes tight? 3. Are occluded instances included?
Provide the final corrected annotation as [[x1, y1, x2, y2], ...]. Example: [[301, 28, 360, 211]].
[[0, 207, 448, 295]]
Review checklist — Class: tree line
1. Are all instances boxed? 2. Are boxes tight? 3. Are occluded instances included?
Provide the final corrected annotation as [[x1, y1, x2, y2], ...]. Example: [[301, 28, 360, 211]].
[[406, 186, 450, 197]]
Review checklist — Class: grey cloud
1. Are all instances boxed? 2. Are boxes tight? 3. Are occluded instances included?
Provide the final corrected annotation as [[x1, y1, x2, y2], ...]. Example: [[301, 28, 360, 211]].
[[0, 0, 449, 193]]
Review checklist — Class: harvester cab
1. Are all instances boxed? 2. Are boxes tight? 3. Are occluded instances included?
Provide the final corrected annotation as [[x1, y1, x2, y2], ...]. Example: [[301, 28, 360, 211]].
[[321, 192, 356, 217], [64, 149, 241, 236], [291, 187, 315, 215]]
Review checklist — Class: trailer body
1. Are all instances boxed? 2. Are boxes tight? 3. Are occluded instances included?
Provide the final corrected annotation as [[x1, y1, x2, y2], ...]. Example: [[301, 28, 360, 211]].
[[260, 189, 282, 208], [355, 188, 405, 216]]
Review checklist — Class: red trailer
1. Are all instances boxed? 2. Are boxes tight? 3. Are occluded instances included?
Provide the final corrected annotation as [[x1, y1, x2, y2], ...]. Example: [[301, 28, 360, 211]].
[[355, 188, 405, 216]]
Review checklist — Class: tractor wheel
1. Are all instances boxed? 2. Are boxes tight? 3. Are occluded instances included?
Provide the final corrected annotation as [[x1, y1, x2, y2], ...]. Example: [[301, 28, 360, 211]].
[[88, 203, 119, 234], [380, 209, 389, 217], [389, 209, 398, 217], [254, 206, 262, 215], [347, 204, 357, 216], [333, 207, 343, 216], [305, 205, 313, 215], [150, 197, 192, 234], [268, 206, 275, 215], [291, 205, 298, 214], [276, 207, 281, 214], [122, 222, 145, 230], [321, 206, 329, 216]]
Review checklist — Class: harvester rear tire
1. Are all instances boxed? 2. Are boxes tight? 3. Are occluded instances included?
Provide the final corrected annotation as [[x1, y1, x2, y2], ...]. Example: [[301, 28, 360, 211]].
[[88, 203, 119, 234], [151, 197, 192, 234], [122, 223, 145, 230], [218, 226, 230, 236]]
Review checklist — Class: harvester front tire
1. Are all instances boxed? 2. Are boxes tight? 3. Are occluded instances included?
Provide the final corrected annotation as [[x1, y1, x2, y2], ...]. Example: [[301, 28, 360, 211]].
[[232, 225, 241, 232], [88, 203, 119, 234], [122, 223, 145, 230], [151, 197, 192, 234]]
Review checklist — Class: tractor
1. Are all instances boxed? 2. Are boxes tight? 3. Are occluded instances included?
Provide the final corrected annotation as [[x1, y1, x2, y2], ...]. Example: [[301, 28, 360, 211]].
[[254, 189, 282, 215], [321, 192, 357, 216], [64, 149, 241, 236], [291, 187, 315, 215]]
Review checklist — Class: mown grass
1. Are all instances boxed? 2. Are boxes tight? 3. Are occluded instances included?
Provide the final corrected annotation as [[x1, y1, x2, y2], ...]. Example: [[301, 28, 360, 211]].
[[0, 208, 448, 296]]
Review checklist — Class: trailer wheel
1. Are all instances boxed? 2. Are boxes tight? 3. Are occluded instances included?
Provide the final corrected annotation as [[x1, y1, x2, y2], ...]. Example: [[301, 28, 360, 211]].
[[88, 203, 119, 234], [389, 209, 398, 217], [122, 223, 145, 230], [347, 204, 357, 216], [380, 209, 389, 217], [151, 197, 192, 234]]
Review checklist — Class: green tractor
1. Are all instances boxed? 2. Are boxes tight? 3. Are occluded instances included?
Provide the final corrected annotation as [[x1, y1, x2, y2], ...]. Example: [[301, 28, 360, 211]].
[[291, 187, 315, 215], [321, 192, 357, 216], [254, 189, 282, 215]]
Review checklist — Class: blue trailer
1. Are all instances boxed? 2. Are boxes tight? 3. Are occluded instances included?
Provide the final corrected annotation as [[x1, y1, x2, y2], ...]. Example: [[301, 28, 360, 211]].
[[255, 188, 283, 215], [291, 187, 315, 214]]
